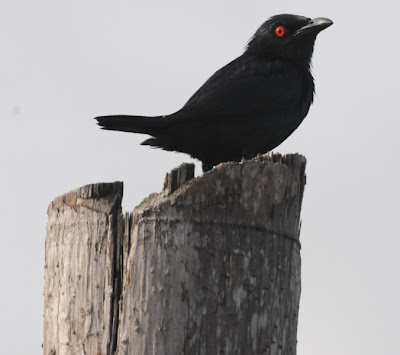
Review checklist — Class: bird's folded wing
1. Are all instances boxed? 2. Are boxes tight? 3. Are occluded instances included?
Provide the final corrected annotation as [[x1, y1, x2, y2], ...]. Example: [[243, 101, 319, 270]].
[[171, 64, 303, 121]]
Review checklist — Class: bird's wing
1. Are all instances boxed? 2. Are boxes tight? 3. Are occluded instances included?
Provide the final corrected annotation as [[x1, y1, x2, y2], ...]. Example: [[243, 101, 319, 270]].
[[171, 56, 304, 121]]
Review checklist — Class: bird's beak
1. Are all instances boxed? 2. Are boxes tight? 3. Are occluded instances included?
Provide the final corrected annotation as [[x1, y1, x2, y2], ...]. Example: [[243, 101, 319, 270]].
[[294, 17, 333, 36]]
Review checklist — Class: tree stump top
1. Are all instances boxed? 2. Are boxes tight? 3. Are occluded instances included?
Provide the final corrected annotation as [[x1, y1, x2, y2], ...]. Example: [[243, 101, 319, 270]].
[[135, 153, 306, 243], [44, 153, 306, 355]]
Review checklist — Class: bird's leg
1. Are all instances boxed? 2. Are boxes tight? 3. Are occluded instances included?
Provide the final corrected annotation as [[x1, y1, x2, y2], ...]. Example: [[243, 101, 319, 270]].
[[241, 148, 254, 163], [202, 162, 213, 173]]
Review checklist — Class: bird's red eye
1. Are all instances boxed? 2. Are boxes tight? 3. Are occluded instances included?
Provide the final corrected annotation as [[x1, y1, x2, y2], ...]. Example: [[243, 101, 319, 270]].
[[275, 26, 286, 38]]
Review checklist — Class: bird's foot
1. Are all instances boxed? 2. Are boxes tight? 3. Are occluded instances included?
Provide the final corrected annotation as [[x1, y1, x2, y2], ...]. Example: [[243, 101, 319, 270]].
[[216, 162, 232, 170]]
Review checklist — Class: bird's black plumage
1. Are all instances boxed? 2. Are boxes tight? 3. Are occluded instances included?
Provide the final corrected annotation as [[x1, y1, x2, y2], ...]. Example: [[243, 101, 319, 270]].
[[96, 14, 332, 172]]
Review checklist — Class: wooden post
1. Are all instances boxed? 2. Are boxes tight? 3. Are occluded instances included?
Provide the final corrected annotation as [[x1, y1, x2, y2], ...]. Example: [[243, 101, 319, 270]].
[[44, 154, 306, 355], [44, 183, 123, 355]]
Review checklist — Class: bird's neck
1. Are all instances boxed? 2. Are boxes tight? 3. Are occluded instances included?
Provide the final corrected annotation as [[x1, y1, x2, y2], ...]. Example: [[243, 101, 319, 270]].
[[245, 40, 315, 71]]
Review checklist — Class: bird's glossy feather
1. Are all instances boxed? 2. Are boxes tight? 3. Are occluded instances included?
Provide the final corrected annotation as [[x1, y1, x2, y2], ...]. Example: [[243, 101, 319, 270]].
[[95, 14, 332, 171]]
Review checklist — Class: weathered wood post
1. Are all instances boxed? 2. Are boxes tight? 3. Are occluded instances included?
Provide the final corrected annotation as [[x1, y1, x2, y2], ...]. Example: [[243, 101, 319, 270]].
[[44, 154, 306, 355]]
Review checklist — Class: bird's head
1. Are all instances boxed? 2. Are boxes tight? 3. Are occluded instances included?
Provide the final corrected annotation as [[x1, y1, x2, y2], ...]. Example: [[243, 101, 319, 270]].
[[246, 14, 333, 67]]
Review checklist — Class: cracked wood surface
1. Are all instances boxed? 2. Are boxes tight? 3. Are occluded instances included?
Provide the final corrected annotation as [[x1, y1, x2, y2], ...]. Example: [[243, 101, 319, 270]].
[[44, 153, 306, 355], [44, 182, 123, 355]]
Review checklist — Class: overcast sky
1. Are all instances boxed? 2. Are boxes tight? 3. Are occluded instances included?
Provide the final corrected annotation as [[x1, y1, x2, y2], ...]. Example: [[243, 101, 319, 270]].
[[1, 1, 399, 354]]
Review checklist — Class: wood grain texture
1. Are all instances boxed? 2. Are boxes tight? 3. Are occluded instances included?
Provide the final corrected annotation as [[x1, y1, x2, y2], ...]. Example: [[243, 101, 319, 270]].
[[44, 182, 123, 355], [119, 154, 305, 355], [44, 154, 306, 355]]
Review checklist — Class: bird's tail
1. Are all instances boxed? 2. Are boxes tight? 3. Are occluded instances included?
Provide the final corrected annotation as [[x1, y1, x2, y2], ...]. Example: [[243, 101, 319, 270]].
[[95, 115, 168, 136]]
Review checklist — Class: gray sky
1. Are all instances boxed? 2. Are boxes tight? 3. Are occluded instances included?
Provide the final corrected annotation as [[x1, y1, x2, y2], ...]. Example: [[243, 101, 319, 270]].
[[1, 1, 399, 354]]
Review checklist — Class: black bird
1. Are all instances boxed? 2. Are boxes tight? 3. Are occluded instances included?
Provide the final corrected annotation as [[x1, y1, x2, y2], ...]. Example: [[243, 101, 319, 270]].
[[96, 14, 332, 172]]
